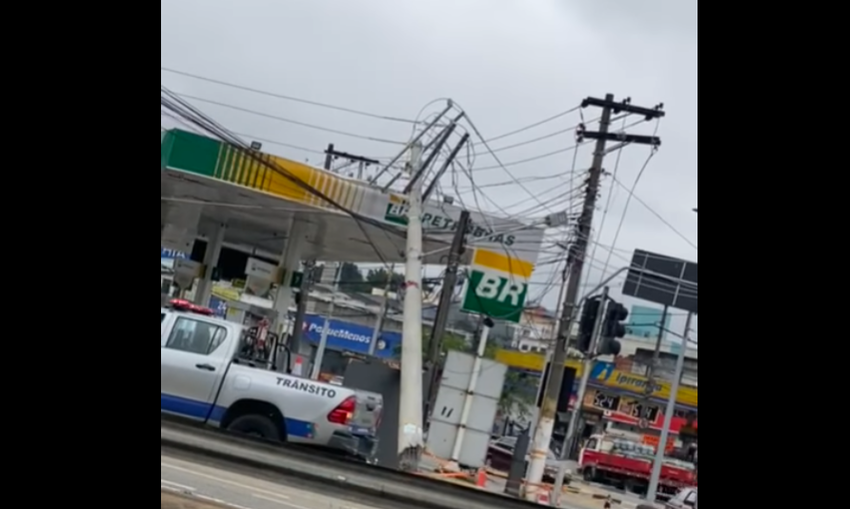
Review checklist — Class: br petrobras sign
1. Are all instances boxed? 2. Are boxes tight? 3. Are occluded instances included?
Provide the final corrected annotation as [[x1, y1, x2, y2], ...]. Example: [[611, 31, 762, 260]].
[[302, 315, 400, 358], [161, 248, 187, 259]]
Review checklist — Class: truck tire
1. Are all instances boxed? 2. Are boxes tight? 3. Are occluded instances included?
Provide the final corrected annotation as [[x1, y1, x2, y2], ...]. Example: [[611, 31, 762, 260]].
[[227, 414, 282, 441]]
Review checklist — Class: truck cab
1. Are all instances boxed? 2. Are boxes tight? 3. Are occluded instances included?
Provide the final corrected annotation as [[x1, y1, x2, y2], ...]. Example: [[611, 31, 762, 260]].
[[160, 300, 382, 460], [579, 433, 695, 499]]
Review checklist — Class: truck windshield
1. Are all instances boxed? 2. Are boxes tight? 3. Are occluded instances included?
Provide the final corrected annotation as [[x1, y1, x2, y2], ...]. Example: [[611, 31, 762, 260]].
[[167, 317, 226, 355]]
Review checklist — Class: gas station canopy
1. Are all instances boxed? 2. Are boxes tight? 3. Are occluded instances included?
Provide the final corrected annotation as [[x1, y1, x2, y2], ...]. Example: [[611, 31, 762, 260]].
[[161, 129, 546, 267]]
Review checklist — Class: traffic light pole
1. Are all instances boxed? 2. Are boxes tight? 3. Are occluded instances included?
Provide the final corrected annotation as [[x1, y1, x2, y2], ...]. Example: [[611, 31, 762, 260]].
[[552, 287, 609, 503], [646, 312, 694, 503]]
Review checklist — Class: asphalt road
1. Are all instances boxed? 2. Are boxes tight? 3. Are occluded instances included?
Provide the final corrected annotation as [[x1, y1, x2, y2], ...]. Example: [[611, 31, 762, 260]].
[[162, 423, 650, 509], [162, 450, 644, 509], [161, 453, 386, 509]]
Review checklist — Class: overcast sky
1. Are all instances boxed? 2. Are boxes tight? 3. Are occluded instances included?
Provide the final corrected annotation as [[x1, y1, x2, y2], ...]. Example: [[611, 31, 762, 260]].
[[161, 0, 698, 339]]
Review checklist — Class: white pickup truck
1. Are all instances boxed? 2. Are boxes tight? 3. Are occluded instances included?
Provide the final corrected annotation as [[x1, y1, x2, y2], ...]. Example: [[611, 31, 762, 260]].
[[160, 301, 382, 460]]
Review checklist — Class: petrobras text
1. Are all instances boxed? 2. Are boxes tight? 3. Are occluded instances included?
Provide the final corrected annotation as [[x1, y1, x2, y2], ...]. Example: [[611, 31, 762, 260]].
[[307, 322, 371, 344]]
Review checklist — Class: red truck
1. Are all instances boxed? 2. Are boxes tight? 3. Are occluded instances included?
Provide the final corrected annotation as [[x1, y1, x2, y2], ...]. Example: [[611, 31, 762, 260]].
[[578, 434, 696, 500]]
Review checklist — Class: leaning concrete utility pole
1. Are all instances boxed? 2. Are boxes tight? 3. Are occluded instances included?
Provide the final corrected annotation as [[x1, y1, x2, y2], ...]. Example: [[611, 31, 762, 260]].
[[397, 142, 426, 472]]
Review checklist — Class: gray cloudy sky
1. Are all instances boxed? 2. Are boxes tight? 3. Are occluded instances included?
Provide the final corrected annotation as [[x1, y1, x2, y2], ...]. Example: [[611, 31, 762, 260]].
[[161, 0, 697, 336]]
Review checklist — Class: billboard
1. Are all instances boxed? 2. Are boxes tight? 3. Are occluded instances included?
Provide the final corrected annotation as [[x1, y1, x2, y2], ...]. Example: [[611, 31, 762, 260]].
[[302, 315, 401, 359], [627, 305, 672, 340], [623, 250, 698, 314]]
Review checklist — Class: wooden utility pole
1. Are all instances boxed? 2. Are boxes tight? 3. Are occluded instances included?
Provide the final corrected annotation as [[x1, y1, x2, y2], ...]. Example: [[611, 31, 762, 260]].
[[525, 94, 665, 502]]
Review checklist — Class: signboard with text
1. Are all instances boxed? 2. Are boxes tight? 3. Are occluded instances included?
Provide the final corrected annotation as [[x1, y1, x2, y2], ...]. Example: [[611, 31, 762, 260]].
[[301, 315, 401, 359], [461, 269, 528, 323], [160, 248, 187, 260], [460, 250, 534, 324]]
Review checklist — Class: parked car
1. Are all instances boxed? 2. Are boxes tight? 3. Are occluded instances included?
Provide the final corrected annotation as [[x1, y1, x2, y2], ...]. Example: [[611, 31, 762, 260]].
[[665, 487, 698, 508], [486, 437, 570, 484]]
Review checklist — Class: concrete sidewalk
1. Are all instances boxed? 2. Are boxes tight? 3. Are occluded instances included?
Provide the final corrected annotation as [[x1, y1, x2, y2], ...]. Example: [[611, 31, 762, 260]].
[[418, 454, 646, 509]]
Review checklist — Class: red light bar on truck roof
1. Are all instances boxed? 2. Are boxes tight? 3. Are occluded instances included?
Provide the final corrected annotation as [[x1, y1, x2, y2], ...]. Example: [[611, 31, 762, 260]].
[[169, 299, 214, 316]]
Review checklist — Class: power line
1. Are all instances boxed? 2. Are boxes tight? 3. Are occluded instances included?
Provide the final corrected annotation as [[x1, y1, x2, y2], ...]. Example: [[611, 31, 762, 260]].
[[161, 67, 424, 125], [484, 125, 581, 154], [610, 173, 698, 251], [161, 86, 402, 269], [599, 120, 662, 277], [471, 142, 586, 172], [163, 66, 589, 149], [463, 111, 566, 215], [582, 115, 630, 290], [480, 106, 581, 144], [174, 92, 407, 145], [469, 118, 650, 172]]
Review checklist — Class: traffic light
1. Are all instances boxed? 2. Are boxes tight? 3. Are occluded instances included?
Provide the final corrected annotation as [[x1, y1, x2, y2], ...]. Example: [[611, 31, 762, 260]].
[[577, 296, 601, 353], [599, 301, 628, 356]]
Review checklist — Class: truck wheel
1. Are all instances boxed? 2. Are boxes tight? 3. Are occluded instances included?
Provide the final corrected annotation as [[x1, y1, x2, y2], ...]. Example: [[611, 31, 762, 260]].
[[227, 414, 282, 441], [582, 467, 596, 482]]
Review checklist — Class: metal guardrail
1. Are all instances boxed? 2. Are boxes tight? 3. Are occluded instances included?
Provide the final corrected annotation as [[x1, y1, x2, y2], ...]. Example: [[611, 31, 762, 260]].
[[160, 418, 546, 509]]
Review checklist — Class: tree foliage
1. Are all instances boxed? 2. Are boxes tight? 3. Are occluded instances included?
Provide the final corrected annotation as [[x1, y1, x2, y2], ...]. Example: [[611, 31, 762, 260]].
[[310, 262, 373, 293], [310, 263, 409, 294], [365, 268, 405, 293]]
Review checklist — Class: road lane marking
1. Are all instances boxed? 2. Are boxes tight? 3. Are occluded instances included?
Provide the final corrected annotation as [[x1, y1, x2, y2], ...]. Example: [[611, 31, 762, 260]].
[[161, 461, 291, 500], [195, 493, 253, 509], [161, 479, 195, 492], [252, 493, 309, 509]]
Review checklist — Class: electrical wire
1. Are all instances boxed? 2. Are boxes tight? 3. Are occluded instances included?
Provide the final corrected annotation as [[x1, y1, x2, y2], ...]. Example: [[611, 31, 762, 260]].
[[163, 82, 694, 358], [599, 120, 663, 278], [162, 67, 426, 125], [610, 174, 698, 251], [582, 115, 629, 289], [460, 105, 572, 216], [162, 67, 587, 153], [482, 125, 580, 154], [161, 85, 400, 269], [477, 106, 582, 144], [173, 92, 408, 146], [470, 142, 588, 172]]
